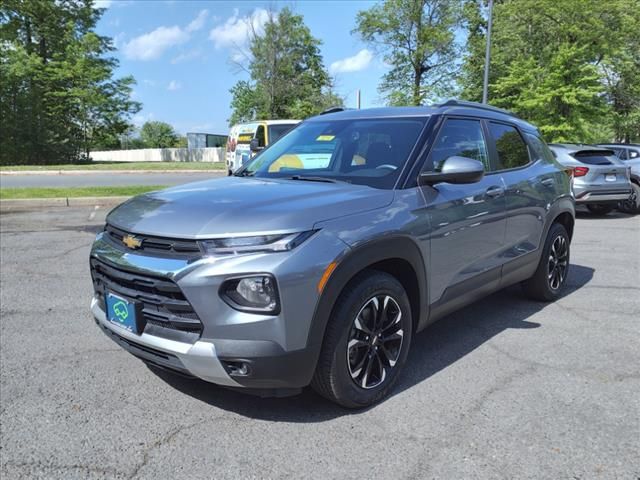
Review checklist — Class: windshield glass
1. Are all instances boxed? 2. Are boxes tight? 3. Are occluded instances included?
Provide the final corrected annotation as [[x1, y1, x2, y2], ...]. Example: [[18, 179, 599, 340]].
[[240, 118, 427, 189]]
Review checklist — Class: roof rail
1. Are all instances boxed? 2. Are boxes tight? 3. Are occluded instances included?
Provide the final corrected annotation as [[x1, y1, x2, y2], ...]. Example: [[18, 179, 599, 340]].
[[320, 106, 348, 115], [437, 99, 517, 118]]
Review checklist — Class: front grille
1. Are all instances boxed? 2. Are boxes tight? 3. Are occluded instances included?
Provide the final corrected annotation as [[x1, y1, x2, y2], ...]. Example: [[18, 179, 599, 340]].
[[90, 258, 203, 337], [105, 224, 202, 258]]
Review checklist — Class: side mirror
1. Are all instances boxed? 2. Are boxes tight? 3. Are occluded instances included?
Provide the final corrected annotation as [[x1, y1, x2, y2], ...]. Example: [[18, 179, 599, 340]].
[[418, 156, 485, 186], [249, 138, 263, 153]]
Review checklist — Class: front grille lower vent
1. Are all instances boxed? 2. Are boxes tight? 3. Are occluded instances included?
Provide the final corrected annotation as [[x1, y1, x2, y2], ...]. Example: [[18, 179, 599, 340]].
[[91, 258, 202, 337]]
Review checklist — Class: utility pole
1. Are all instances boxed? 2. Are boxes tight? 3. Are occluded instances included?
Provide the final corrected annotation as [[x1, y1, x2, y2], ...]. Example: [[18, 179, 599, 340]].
[[482, 0, 494, 104], [356, 89, 361, 109]]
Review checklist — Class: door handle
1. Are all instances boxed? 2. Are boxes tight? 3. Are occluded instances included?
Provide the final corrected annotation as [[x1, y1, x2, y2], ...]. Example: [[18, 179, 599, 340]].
[[485, 186, 505, 198], [541, 178, 555, 187]]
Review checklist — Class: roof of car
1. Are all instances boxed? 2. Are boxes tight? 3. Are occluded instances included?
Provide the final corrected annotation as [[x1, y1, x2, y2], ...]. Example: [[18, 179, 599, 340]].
[[308, 100, 539, 133]]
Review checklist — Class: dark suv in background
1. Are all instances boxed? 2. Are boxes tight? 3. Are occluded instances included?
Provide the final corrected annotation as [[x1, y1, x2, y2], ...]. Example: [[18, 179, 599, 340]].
[[91, 100, 574, 408]]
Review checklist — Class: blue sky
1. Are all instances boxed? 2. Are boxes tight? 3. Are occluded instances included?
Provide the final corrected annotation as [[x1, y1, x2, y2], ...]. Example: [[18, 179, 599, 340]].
[[95, 0, 388, 135]]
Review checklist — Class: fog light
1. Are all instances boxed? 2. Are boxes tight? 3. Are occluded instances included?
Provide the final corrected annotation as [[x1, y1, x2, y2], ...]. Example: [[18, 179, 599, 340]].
[[223, 360, 251, 376], [220, 274, 280, 314]]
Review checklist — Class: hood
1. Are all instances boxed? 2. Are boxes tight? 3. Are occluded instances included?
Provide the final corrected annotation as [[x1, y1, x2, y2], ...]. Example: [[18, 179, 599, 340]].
[[106, 176, 394, 238]]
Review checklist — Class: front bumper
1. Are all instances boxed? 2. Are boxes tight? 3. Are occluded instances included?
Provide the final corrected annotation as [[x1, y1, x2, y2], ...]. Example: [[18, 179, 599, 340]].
[[93, 297, 239, 385], [90, 229, 349, 389]]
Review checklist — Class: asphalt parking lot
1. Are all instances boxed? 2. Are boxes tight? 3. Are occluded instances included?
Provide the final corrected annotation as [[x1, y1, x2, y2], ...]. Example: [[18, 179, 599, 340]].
[[0, 206, 638, 479]]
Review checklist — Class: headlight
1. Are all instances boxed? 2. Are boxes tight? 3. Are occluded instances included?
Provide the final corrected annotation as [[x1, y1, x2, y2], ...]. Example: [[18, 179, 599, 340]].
[[199, 230, 316, 256], [220, 275, 280, 314]]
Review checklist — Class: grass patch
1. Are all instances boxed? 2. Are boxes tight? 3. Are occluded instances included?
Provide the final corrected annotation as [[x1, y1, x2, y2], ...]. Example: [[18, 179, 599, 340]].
[[0, 161, 226, 171], [0, 185, 167, 200]]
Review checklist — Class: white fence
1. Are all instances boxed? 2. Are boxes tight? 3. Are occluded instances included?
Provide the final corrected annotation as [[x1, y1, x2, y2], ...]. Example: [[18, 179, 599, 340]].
[[89, 147, 225, 163]]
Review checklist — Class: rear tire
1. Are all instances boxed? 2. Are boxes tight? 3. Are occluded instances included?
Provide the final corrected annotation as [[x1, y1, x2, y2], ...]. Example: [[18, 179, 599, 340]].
[[522, 223, 570, 302], [311, 270, 413, 408], [586, 204, 614, 215], [618, 183, 640, 214]]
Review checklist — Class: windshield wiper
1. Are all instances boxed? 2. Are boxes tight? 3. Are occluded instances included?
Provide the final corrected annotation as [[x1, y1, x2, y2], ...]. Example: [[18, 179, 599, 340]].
[[234, 170, 255, 177], [285, 175, 345, 184]]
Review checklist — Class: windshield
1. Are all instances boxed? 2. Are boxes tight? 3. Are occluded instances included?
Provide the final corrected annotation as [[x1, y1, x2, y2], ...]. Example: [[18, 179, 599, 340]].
[[240, 118, 427, 189]]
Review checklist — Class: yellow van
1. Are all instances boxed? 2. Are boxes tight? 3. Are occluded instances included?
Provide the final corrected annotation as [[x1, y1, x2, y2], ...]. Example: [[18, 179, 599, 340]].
[[226, 120, 300, 174]]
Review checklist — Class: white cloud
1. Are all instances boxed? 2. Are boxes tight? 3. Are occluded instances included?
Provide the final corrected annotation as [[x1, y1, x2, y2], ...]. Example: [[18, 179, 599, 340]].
[[330, 49, 374, 74], [209, 8, 269, 49], [171, 49, 202, 64], [167, 80, 182, 91], [142, 79, 156, 87], [186, 9, 209, 33], [123, 26, 189, 60]]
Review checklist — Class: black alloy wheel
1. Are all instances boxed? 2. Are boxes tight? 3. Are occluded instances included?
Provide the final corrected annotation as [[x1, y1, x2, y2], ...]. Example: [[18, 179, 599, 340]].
[[547, 234, 569, 291], [347, 295, 404, 389]]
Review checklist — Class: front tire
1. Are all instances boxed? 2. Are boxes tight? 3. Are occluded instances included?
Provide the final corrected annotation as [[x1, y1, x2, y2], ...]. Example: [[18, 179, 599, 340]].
[[311, 271, 413, 408], [586, 204, 614, 215], [522, 223, 570, 301]]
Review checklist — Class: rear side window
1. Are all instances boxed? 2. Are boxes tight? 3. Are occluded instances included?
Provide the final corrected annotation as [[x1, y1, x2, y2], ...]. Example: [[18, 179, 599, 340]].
[[629, 149, 640, 159], [488, 123, 530, 170], [524, 133, 555, 163], [613, 148, 627, 160], [572, 151, 613, 165], [425, 118, 489, 171]]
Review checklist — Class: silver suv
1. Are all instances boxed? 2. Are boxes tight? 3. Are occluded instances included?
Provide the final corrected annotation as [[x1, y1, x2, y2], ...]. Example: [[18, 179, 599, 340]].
[[548, 144, 632, 215], [90, 101, 575, 408]]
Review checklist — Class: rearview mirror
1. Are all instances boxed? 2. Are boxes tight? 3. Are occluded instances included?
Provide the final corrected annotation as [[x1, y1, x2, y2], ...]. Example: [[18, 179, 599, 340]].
[[418, 156, 485, 186], [249, 138, 263, 153]]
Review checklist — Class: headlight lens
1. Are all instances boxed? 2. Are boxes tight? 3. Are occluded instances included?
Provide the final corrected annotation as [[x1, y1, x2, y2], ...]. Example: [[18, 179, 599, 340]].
[[220, 275, 280, 314], [199, 230, 316, 256]]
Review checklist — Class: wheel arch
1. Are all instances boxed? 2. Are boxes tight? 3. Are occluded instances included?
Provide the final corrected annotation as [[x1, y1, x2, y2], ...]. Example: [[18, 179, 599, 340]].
[[544, 196, 575, 241], [306, 236, 428, 363], [553, 210, 575, 240]]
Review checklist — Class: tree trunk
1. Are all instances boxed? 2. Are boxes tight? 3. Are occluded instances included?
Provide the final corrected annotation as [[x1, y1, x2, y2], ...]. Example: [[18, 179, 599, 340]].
[[413, 68, 422, 106]]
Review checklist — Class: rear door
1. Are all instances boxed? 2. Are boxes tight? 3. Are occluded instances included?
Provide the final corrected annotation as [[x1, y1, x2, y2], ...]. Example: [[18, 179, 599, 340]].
[[421, 117, 507, 305], [486, 122, 551, 262]]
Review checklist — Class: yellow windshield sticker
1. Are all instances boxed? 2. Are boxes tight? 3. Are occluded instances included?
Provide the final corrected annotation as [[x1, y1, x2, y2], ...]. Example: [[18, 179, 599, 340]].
[[316, 135, 335, 141], [237, 134, 253, 143]]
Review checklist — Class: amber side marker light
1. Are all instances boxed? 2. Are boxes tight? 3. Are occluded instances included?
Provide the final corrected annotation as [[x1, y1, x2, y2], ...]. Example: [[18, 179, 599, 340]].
[[317, 261, 338, 293]]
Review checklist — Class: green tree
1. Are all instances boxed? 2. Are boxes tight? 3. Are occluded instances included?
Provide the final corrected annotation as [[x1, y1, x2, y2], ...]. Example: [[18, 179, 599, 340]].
[[0, 0, 140, 164], [354, 0, 461, 106], [460, 0, 640, 142], [174, 136, 188, 149], [139, 121, 179, 148], [228, 7, 342, 125]]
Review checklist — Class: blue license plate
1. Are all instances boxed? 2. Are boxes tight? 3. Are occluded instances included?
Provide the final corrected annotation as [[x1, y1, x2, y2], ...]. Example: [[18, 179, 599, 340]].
[[106, 292, 139, 334]]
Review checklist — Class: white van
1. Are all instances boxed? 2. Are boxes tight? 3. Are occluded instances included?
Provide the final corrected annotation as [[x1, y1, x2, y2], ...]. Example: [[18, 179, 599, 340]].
[[225, 120, 300, 174]]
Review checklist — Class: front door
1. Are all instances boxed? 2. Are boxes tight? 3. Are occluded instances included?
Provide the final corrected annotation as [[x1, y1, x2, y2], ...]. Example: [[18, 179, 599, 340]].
[[419, 117, 507, 305]]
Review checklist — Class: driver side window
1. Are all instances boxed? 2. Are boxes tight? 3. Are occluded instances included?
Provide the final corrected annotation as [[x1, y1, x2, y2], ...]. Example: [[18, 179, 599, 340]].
[[425, 118, 489, 172]]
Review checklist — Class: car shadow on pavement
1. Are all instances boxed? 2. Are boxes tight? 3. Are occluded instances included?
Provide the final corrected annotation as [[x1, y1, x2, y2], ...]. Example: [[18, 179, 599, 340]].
[[149, 264, 594, 422]]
